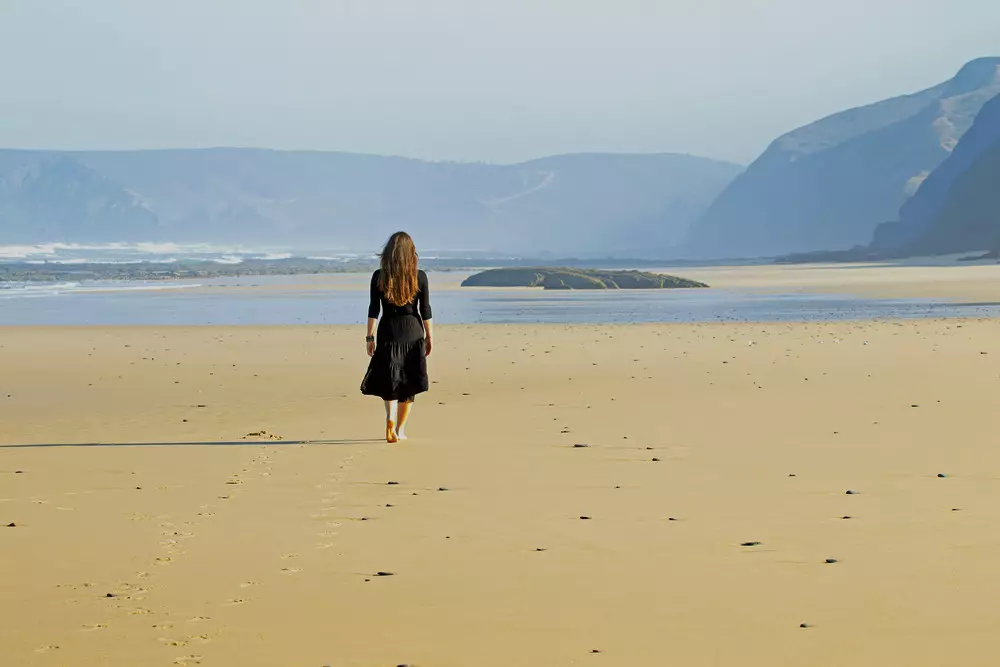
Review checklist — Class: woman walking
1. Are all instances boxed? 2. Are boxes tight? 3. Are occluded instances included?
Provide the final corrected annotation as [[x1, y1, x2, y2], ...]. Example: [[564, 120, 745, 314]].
[[361, 232, 433, 442]]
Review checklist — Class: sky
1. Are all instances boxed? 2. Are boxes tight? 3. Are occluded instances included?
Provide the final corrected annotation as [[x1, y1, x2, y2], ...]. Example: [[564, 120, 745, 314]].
[[1, 0, 999, 165]]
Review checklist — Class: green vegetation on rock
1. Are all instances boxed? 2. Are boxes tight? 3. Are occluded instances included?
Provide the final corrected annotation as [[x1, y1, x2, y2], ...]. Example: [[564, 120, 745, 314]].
[[460, 268, 708, 289]]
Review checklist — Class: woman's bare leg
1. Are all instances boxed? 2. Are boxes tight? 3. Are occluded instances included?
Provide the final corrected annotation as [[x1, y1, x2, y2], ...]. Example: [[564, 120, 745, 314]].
[[384, 400, 398, 443], [396, 401, 413, 440]]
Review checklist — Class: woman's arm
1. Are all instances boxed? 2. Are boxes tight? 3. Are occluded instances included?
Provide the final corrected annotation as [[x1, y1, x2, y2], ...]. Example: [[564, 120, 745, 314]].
[[423, 318, 433, 357], [366, 272, 380, 357], [418, 271, 433, 357], [366, 317, 377, 357]]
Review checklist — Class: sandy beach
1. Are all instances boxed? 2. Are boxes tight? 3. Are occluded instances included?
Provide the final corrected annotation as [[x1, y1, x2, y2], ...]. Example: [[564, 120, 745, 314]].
[[2, 306, 1000, 666]]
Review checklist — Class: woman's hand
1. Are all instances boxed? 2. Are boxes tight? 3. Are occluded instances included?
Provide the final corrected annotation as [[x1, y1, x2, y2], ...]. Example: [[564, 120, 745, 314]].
[[424, 336, 433, 357], [366, 340, 376, 357]]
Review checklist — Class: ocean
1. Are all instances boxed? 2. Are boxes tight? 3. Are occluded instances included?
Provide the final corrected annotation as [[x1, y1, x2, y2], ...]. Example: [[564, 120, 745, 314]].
[[1, 273, 998, 326]]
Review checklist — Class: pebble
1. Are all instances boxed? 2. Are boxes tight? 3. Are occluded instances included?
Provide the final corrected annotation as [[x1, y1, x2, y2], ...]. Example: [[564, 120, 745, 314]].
[[841, 516, 852, 520], [651, 458, 660, 462], [825, 558, 838, 564], [845, 489, 858, 495], [437, 487, 449, 492], [799, 623, 811, 629], [535, 548, 547, 552], [14, 470, 23, 474], [579, 516, 592, 520], [375, 571, 394, 577], [105, 593, 116, 598], [937, 473, 948, 478], [573, 443, 590, 448], [6, 522, 16, 528], [740, 541, 761, 547], [387, 481, 400, 485]]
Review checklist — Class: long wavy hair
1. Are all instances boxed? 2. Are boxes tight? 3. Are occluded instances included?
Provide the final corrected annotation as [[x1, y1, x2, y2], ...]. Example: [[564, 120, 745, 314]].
[[378, 231, 419, 306]]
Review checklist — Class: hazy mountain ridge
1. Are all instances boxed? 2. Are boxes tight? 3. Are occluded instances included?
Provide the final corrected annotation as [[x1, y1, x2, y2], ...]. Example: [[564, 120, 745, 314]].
[[0, 149, 741, 255], [683, 57, 1000, 259], [907, 112, 1000, 256], [872, 92, 1000, 254]]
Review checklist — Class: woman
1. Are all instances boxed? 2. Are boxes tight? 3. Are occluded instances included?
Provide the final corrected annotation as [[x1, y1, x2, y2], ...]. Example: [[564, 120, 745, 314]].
[[360, 231, 433, 442]]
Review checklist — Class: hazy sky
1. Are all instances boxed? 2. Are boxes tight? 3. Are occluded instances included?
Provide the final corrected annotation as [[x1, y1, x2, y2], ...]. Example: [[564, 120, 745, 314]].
[[2, 0, 999, 164]]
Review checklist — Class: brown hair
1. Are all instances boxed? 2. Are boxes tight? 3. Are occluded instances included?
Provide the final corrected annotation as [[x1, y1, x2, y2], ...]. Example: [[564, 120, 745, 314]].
[[378, 231, 419, 306]]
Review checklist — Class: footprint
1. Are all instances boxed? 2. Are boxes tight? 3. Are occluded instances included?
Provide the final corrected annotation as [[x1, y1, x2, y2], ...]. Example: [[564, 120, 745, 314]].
[[155, 557, 174, 566], [34, 645, 60, 654], [174, 655, 203, 665], [280, 554, 299, 560], [239, 581, 256, 589], [81, 623, 107, 632], [187, 617, 211, 624], [280, 567, 302, 575], [316, 542, 336, 549], [224, 598, 248, 606]]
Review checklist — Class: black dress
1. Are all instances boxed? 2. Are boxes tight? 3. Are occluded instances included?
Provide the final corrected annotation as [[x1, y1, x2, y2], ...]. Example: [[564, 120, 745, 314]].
[[360, 269, 432, 402]]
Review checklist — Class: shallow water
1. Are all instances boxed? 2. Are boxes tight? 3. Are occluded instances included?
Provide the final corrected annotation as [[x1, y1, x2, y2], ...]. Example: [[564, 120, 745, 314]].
[[1, 273, 998, 325]]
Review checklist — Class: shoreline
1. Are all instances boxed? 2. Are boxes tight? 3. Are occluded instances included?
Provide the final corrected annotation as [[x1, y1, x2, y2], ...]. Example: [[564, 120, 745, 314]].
[[2, 259, 999, 302]]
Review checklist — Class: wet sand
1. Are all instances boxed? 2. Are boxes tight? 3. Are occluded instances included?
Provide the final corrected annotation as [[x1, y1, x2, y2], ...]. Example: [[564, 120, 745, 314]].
[[2, 316, 1000, 666], [173, 258, 1000, 302], [661, 260, 1000, 302]]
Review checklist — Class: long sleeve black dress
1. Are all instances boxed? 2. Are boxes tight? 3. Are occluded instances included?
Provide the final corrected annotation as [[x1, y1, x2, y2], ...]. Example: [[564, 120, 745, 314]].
[[360, 269, 432, 402]]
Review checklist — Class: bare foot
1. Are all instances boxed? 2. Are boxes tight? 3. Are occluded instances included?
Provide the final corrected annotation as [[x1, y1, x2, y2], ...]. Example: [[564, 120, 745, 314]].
[[396, 430, 408, 441], [386, 420, 398, 443]]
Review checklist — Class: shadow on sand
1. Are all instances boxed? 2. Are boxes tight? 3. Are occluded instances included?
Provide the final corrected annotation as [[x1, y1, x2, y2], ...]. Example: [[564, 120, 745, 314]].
[[0, 438, 384, 449]]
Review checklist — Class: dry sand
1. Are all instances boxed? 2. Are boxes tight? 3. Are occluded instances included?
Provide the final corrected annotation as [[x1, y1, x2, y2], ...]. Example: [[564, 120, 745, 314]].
[[3, 270, 1000, 665]]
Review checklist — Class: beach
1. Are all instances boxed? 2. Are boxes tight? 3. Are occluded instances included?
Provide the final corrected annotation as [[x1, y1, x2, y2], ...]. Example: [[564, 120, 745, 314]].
[[3, 301, 1000, 665]]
